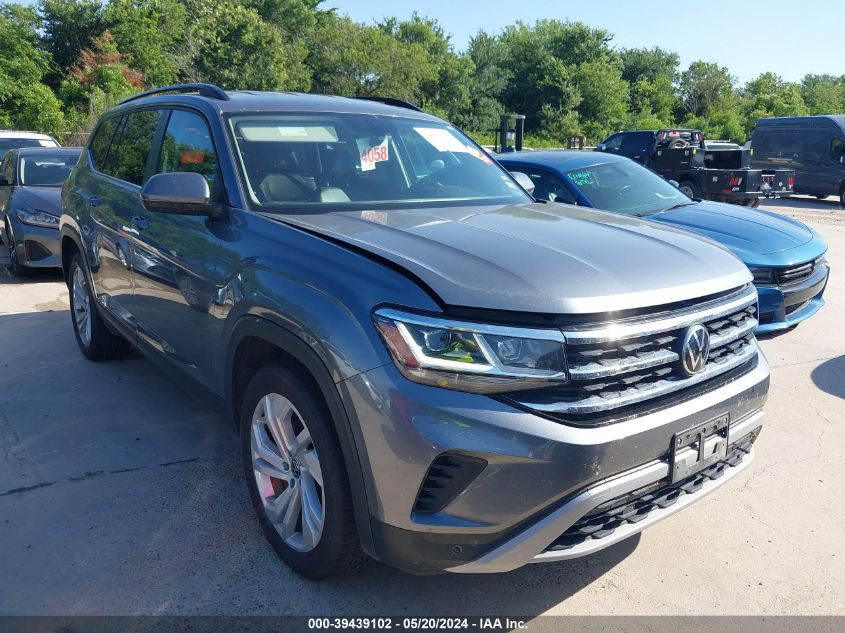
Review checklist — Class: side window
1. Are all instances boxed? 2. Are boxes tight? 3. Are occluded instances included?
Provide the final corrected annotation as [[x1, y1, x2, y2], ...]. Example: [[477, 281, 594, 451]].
[[621, 132, 652, 156], [603, 134, 623, 150], [830, 138, 845, 164], [2, 154, 14, 184], [89, 117, 120, 172], [106, 109, 162, 186], [156, 110, 220, 198], [514, 169, 578, 204]]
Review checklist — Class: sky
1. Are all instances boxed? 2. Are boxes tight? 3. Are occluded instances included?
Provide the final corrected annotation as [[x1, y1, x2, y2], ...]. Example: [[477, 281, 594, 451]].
[[325, 0, 845, 84]]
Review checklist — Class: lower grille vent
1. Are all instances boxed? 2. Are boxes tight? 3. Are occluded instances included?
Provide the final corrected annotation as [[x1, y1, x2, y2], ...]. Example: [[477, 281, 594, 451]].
[[414, 453, 487, 514]]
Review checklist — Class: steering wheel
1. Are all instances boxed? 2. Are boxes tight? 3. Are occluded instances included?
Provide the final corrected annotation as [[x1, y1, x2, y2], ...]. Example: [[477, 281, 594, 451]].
[[409, 174, 445, 193]]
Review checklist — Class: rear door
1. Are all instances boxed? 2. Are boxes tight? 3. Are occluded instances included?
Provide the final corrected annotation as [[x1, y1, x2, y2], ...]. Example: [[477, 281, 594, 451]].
[[124, 107, 233, 387], [71, 110, 163, 330]]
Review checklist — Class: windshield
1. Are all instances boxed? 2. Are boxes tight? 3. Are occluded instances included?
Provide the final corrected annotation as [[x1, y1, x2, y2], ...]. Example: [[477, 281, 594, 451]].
[[1, 138, 57, 159], [228, 113, 529, 209], [564, 160, 693, 216], [19, 152, 80, 186]]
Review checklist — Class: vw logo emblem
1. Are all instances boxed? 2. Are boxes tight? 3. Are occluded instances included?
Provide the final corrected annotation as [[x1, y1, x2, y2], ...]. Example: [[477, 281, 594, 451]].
[[680, 324, 710, 376]]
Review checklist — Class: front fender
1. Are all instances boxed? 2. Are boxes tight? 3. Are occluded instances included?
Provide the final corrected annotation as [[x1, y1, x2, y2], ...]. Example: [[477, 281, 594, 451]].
[[223, 313, 379, 559]]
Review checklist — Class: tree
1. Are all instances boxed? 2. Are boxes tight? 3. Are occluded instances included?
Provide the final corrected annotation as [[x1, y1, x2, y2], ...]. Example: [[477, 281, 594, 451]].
[[104, 0, 190, 86], [740, 72, 808, 137], [59, 32, 145, 135], [191, 2, 304, 91], [494, 20, 628, 142], [0, 4, 64, 136], [465, 31, 510, 133], [621, 47, 679, 124], [39, 0, 105, 78], [679, 61, 734, 118], [307, 14, 435, 102], [801, 74, 845, 115]]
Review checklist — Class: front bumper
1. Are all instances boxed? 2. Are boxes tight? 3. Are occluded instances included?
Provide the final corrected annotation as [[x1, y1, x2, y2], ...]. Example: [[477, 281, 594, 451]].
[[7, 216, 61, 268], [341, 351, 770, 574], [756, 263, 829, 333]]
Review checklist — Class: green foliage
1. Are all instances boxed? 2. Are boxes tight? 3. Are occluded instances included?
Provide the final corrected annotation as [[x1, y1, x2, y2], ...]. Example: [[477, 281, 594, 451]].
[[39, 0, 105, 76], [0, 4, 65, 136], [740, 72, 808, 137], [307, 14, 435, 101], [192, 2, 305, 91], [104, 0, 188, 86], [679, 61, 734, 118], [0, 2, 835, 148], [801, 74, 845, 115]]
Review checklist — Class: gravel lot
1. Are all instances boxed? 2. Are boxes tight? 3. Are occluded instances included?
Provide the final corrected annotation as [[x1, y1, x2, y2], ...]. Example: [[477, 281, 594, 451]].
[[1, 196, 843, 617]]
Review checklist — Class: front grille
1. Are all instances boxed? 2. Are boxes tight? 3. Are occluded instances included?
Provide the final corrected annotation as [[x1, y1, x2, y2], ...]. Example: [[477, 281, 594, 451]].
[[511, 285, 759, 416], [775, 260, 817, 285], [546, 433, 758, 553]]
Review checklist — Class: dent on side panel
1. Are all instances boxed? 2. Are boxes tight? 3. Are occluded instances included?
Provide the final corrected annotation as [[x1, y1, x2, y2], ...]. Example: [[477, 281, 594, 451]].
[[217, 211, 442, 387]]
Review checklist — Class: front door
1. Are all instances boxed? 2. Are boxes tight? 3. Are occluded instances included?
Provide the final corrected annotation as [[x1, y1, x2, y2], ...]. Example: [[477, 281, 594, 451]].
[[125, 108, 234, 387]]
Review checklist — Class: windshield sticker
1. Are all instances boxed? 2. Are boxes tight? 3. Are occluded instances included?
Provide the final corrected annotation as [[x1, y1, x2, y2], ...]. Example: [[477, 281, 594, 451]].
[[568, 170, 595, 187], [357, 137, 389, 172], [361, 210, 389, 224], [236, 123, 338, 142]]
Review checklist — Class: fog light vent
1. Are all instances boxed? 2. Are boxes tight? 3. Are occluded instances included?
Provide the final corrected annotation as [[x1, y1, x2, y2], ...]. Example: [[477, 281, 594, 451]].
[[414, 452, 487, 514]]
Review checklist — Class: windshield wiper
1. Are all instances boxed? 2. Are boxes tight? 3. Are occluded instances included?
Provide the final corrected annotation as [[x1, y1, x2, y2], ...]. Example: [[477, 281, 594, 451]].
[[658, 201, 697, 213]]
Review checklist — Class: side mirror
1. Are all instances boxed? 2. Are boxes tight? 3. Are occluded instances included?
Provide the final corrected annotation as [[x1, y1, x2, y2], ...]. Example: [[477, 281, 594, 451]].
[[597, 144, 607, 152], [140, 172, 224, 217], [510, 171, 535, 195]]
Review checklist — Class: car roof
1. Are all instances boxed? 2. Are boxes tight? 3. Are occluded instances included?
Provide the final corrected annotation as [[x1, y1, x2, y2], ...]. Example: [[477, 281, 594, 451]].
[[108, 90, 444, 123], [756, 115, 845, 128], [497, 149, 629, 171], [0, 130, 57, 141]]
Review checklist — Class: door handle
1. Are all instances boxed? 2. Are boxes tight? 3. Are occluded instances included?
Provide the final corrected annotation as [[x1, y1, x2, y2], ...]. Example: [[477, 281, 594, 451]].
[[87, 195, 101, 207], [131, 215, 150, 230]]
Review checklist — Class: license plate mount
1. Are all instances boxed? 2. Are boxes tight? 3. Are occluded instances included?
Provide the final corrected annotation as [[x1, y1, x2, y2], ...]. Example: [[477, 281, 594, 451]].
[[670, 414, 729, 483]]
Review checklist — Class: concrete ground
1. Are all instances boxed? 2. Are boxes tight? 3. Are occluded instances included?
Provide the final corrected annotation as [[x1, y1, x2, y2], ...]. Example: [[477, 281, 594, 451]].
[[0, 196, 843, 617]]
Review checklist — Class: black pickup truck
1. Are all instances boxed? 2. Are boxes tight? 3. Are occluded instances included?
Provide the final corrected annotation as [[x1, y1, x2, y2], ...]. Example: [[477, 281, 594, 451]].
[[597, 128, 794, 207]]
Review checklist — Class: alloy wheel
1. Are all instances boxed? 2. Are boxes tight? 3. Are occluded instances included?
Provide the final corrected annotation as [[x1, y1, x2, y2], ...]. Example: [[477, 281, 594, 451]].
[[250, 393, 324, 552], [71, 265, 92, 347]]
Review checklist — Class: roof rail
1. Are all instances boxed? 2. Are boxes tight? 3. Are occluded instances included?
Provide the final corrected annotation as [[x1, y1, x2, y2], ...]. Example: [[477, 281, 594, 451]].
[[353, 96, 424, 113], [119, 83, 230, 105]]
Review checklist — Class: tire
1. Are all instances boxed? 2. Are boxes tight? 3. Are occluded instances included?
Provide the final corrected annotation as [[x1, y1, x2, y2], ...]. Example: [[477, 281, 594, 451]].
[[68, 252, 132, 360], [4, 219, 28, 276], [840, 185, 845, 208], [668, 138, 688, 149], [240, 365, 367, 579], [678, 179, 700, 199]]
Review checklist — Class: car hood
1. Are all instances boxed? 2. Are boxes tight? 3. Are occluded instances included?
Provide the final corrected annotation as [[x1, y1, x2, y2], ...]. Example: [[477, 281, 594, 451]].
[[651, 200, 817, 263], [15, 186, 63, 216], [270, 202, 750, 314]]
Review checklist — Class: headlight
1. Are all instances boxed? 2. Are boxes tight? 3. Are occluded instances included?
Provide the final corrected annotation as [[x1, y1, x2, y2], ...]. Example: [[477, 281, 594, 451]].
[[17, 209, 59, 228], [747, 266, 774, 285], [373, 308, 567, 394]]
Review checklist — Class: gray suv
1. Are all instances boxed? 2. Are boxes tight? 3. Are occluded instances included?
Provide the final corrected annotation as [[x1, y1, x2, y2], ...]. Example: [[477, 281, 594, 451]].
[[60, 84, 769, 578]]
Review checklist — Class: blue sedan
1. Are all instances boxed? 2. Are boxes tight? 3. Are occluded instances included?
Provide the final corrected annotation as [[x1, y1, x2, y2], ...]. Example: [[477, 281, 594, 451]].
[[499, 151, 829, 333]]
